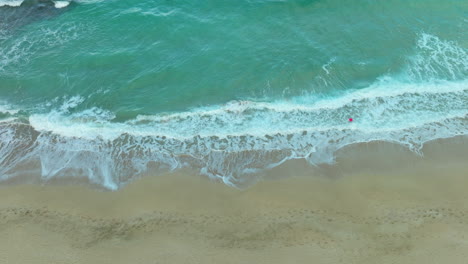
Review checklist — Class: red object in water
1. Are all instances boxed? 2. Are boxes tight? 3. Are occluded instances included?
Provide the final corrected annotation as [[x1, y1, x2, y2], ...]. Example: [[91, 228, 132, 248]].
[[349, 118, 353, 122]]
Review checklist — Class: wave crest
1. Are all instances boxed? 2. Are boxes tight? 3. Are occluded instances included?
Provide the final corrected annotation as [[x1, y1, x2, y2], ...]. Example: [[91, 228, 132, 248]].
[[0, 78, 466, 189]]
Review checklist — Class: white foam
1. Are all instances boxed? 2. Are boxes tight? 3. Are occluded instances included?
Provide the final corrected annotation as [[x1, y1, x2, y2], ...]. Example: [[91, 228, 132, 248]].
[[0, 102, 19, 115], [29, 79, 468, 140], [53, 1, 70, 8], [407, 33, 468, 81], [0, 0, 24, 7], [0, 0, 71, 8], [22, 78, 467, 188], [1, 33, 467, 189]]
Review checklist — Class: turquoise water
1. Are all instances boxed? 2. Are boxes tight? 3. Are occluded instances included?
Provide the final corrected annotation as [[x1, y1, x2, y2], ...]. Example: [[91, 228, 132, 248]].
[[0, 0, 467, 189]]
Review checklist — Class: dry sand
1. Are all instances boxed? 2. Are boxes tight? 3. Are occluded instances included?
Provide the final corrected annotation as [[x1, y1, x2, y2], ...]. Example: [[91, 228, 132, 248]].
[[0, 138, 467, 263]]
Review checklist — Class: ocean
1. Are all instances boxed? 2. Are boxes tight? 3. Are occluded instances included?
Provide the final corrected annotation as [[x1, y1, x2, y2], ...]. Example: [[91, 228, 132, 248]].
[[0, 0, 467, 189]]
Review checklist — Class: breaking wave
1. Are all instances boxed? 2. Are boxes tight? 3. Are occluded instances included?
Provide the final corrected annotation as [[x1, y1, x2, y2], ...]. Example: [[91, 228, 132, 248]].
[[0, 0, 70, 8], [0, 33, 467, 189]]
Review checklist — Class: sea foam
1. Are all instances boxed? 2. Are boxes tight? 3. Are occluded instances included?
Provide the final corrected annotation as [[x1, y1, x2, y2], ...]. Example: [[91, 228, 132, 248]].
[[53, 1, 69, 8], [0, 0, 71, 7], [3, 78, 465, 189], [0, 0, 23, 7], [0, 33, 467, 189]]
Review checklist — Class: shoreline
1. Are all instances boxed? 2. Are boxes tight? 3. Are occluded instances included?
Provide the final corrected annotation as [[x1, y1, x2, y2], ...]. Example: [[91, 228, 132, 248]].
[[2, 135, 466, 190], [0, 136, 467, 263]]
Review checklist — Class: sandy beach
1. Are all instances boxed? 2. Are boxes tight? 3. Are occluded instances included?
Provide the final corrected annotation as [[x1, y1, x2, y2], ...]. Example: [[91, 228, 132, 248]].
[[0, 137, 467, 263]]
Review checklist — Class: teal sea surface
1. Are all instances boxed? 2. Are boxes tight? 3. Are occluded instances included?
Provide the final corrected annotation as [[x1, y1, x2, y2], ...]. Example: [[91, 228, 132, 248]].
[[0, 0, 467, 189]]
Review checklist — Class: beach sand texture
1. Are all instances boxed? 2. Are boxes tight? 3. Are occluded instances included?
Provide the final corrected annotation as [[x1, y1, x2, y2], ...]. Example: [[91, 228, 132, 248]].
[[0, 138, 467, 264]]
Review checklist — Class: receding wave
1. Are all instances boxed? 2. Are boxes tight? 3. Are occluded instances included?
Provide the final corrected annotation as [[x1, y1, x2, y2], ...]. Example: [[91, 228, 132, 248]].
[[1, 78, 466, 189], [0, 33, 467, 189]]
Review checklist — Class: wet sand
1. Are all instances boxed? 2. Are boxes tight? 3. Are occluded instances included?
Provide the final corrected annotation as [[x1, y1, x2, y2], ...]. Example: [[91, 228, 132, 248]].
[[0, 137, 467, 263]]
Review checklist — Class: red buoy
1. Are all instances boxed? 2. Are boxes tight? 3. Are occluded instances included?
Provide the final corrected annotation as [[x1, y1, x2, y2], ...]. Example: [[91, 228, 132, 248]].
[[349, 118, 353, 122]]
